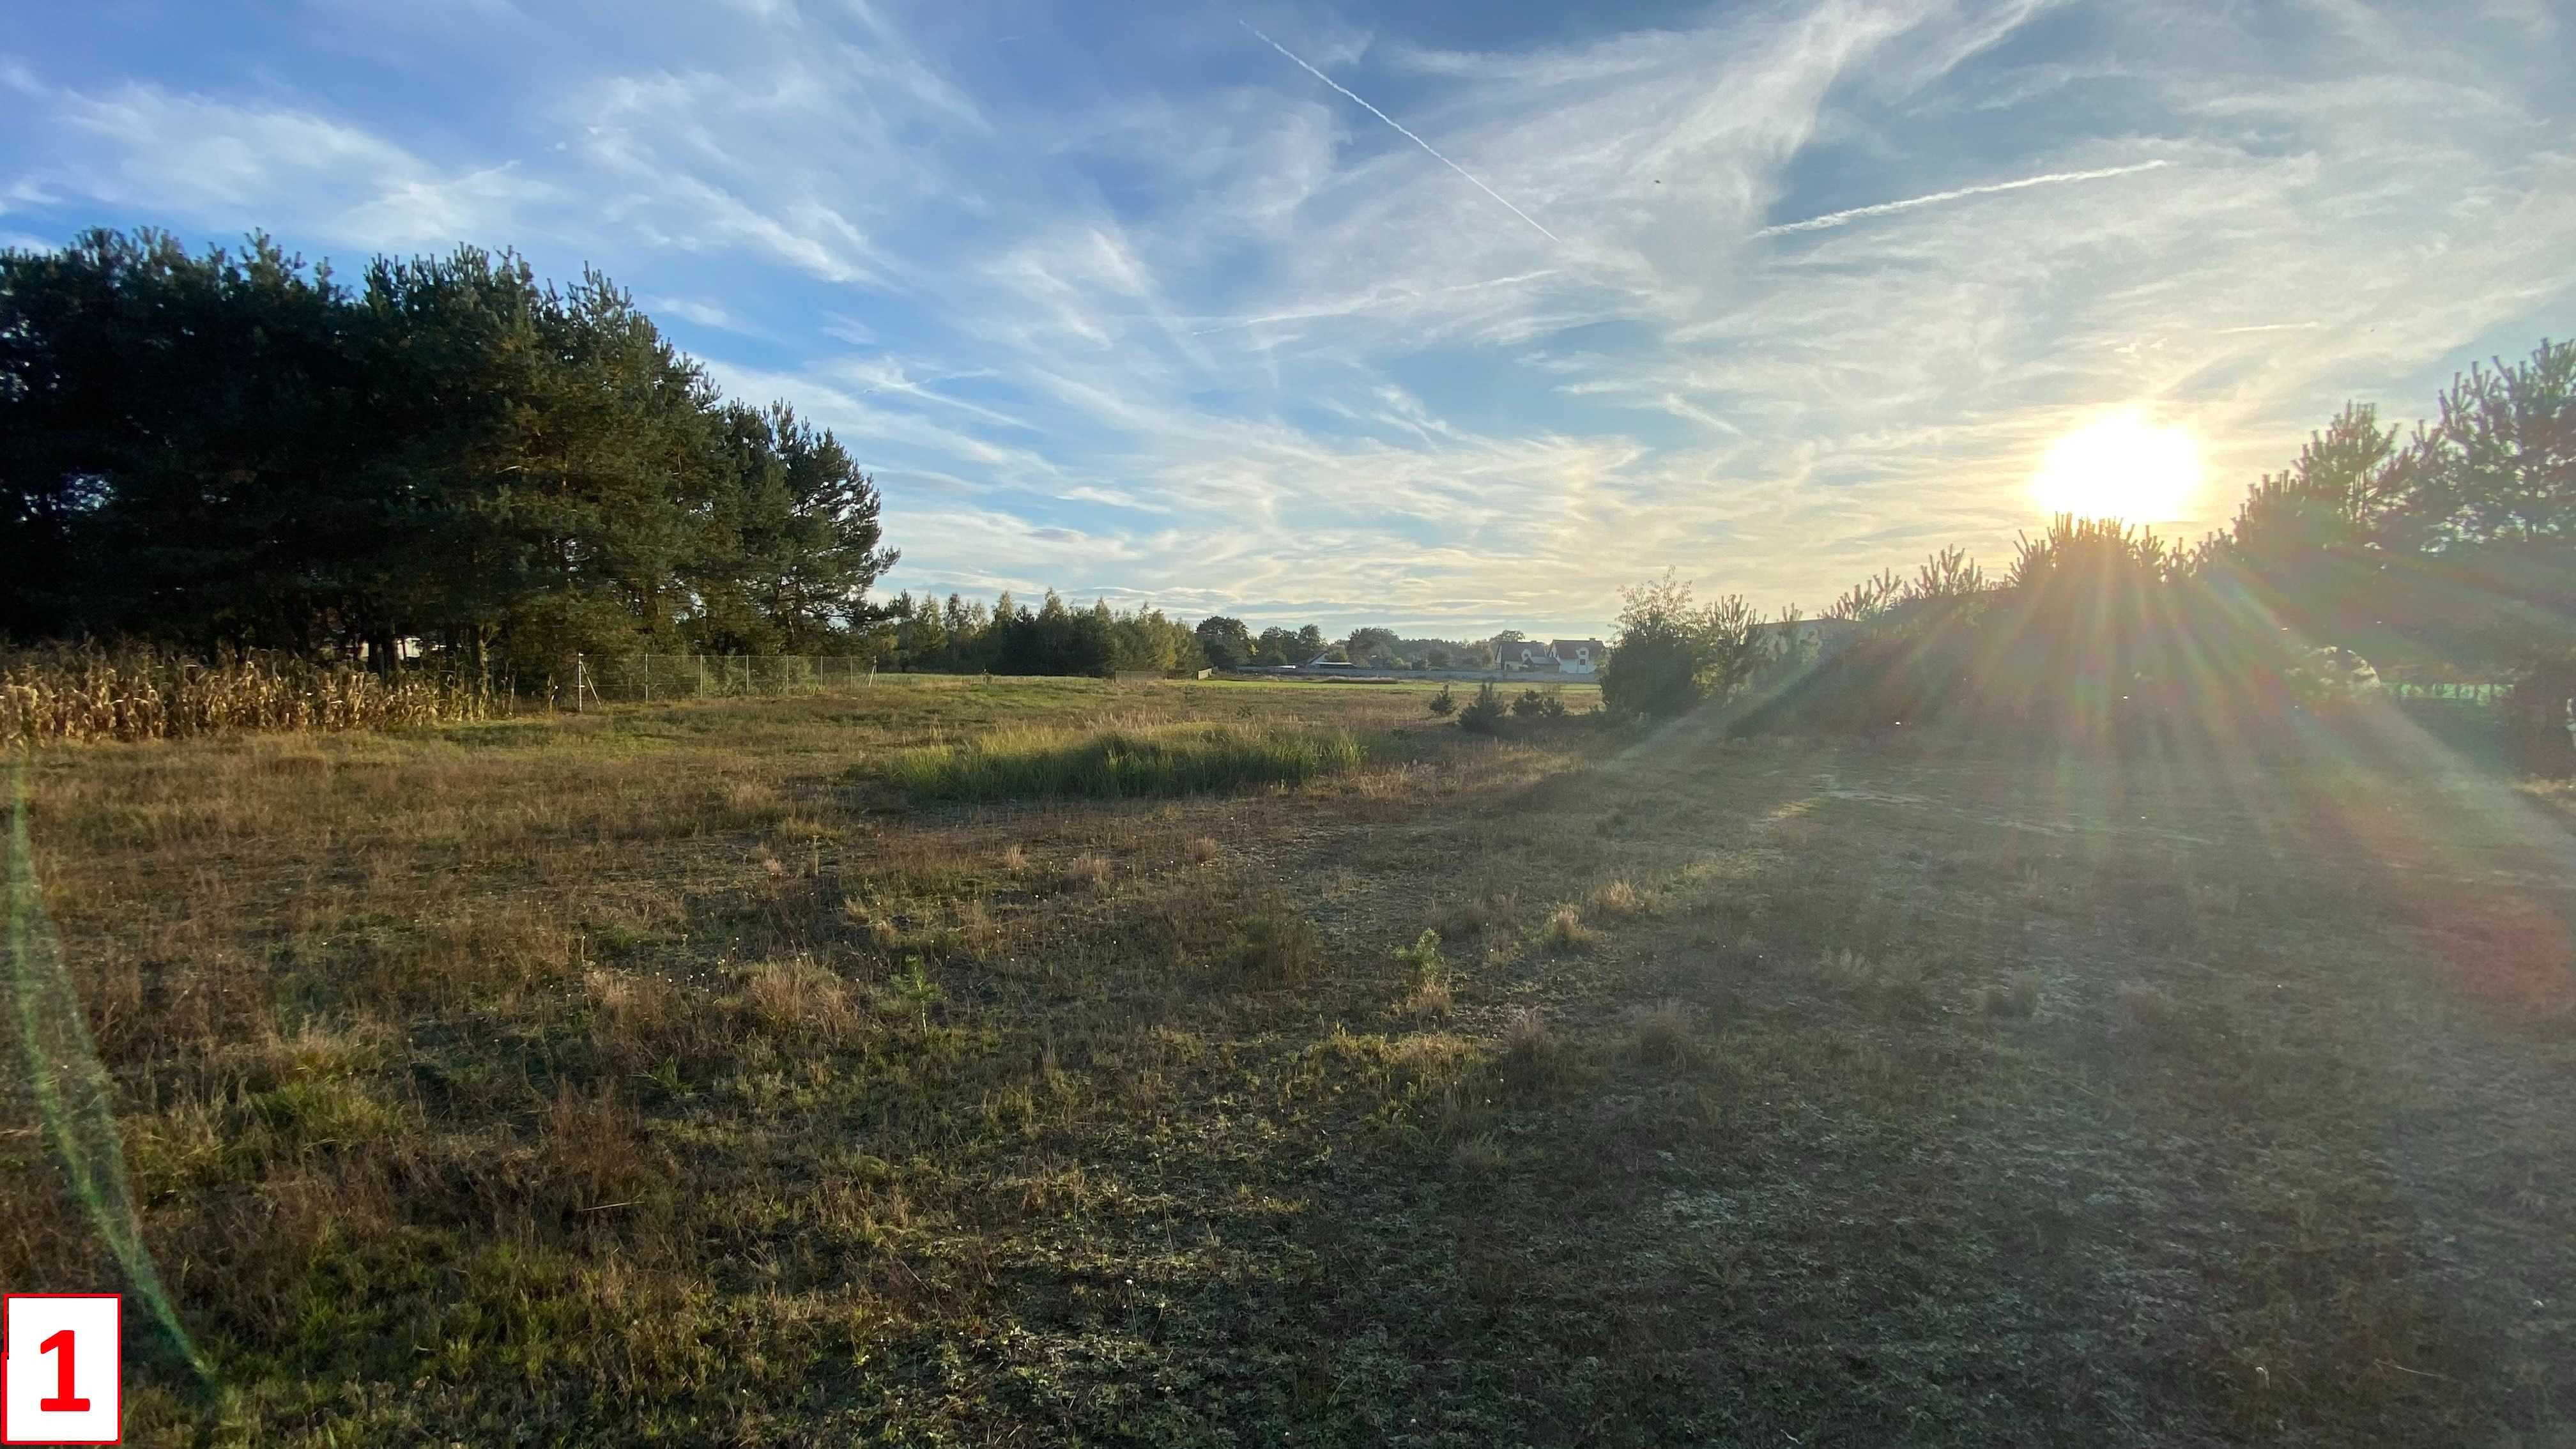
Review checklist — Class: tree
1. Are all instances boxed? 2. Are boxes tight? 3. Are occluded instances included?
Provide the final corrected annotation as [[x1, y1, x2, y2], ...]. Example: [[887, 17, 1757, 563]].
[[0, 228, 898, 675], [1346, 626, 1400, 665], [1600, 572, 1759, 719], [1254, 627, 1301, 665], [1296, 625, 1327, 660], [1195, 615, 1254, 668]]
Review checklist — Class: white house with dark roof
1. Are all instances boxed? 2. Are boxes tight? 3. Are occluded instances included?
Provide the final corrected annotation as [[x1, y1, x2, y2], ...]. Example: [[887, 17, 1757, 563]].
[[1549, 639, 1602, 675], [1496, 637, 1602, 674]]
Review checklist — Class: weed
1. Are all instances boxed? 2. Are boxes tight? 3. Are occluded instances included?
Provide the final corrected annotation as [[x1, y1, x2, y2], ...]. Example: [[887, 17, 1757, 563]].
[[1497, 1008, 1571, 1094], [1630, 999, 1694, 1065], [1820, 949, 1933, 1017], [740, 958, 864, 1043], [1230, 907, 1325, 986], [1586, 879, 1646, 917], [1540, 904, 1600, 953], [1186, 835, 1222, 864], [1450, 1133, 1507, 1174]]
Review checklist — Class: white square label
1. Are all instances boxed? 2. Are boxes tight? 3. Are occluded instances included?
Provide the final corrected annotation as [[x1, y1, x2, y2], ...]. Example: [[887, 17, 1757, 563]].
[[4, 1295, 121, 1445]]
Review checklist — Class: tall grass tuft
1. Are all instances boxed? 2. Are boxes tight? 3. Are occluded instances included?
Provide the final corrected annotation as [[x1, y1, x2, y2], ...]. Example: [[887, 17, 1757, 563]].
[[1, 647, 493, 747], [887, 722, 1365, 801]]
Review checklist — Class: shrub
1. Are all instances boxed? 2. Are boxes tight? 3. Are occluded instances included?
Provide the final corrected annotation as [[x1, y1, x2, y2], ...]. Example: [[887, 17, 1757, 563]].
[[1427, 684, 1457, 717], [888, 722, 1365, 801], [1393, 928, 1446, 986], [1513, 688, 1547, 717], [1458, 682, 1508, 735]]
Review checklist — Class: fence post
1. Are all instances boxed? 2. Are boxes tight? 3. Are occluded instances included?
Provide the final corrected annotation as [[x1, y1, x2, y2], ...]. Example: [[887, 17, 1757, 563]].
[[574, 654, 586, 713]]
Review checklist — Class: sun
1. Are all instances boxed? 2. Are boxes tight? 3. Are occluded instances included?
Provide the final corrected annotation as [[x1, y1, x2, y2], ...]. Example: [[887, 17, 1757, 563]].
[[2029, 410, 2204, 524]]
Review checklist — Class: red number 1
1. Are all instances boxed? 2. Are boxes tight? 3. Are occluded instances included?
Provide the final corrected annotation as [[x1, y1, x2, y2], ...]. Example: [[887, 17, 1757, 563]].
[[38, 1327, 89, 1412]]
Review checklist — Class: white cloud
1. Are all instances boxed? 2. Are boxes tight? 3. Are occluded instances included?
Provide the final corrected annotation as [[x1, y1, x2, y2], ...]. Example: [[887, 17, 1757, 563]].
[[4, 0, 2571, 637]]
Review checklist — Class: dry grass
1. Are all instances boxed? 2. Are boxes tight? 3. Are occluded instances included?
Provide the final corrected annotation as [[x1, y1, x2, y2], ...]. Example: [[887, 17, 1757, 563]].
[[1540, 903, 1600, 953], [1230, 905, 1325, 986], [1981, 972, 2042, 1018], [1061, 851, 1113, 891], [1630, 999, 1695, 1064], [8, 673, 2572, 1447], [1586, 878, 1647, 917], [1496, 1007, 1572, 1094]]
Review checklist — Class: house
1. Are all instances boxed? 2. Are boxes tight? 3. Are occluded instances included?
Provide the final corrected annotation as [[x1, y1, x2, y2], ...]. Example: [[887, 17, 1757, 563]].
[[1549, 639, 1603, 675], [1492, 638, 1603, 674]]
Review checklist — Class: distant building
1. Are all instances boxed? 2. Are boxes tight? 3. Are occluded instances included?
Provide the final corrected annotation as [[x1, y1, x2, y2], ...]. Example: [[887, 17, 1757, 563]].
[[1491, 638, 1604, 674], [1549, 639, 1602, 675]]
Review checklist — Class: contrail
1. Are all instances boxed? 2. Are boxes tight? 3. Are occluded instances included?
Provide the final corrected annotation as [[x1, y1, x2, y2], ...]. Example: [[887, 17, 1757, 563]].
[[1241, 21, 1562, 245], [1754, 158, 2172, 238]]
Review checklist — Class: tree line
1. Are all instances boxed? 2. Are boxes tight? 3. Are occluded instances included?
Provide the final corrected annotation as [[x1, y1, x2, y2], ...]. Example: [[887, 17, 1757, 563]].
[[2, 229, 895, 680], [1602, 339, 2574, 772]]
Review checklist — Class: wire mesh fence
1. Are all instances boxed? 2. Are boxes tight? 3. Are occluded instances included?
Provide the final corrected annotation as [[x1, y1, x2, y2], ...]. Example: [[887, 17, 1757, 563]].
[[567, 654, 885, 705]]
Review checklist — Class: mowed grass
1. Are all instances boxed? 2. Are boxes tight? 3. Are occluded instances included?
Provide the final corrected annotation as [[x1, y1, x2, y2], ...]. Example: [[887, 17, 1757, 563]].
[[5, 674, 2573, 1446], [886, 721, 1365, 801]]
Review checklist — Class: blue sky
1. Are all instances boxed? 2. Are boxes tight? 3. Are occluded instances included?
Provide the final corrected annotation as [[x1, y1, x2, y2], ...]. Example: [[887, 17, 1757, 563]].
[[6, 0, 2570, 636]]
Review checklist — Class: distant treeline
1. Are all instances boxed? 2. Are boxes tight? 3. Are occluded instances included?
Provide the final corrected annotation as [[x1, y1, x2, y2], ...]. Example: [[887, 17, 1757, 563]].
[[1, 229, 894, 678], [1655, 340, 2574, 772], [877, 595, 1528, 677]]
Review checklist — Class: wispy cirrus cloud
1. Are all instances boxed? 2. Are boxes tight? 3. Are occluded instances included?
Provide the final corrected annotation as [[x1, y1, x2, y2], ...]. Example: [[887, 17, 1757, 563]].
[[2, 0, 2572, 636]]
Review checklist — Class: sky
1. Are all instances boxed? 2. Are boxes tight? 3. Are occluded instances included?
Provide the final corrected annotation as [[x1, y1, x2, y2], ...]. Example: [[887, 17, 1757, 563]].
[[4, 0, 2572, 638]]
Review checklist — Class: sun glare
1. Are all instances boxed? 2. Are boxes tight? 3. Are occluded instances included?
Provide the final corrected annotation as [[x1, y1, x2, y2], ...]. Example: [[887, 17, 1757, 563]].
[[2029, 411, 2204, 525]]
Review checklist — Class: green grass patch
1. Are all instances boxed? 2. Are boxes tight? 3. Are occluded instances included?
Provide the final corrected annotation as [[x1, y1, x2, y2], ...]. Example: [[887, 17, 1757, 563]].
[[887, 722, 1366, 801]]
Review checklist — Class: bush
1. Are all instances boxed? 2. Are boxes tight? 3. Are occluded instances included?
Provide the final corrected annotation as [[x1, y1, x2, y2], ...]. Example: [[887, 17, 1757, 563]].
[[888, 723, 1365, 800], [1427, 684, 1457, 717], [1457, 682, 1508, 735], [1513, 688, 1567, 719], [1600, 574, 1761, 720]]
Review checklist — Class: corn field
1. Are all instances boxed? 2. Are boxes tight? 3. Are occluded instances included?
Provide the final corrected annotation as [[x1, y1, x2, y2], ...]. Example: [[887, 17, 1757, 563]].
[[1, 650, 496, 747]]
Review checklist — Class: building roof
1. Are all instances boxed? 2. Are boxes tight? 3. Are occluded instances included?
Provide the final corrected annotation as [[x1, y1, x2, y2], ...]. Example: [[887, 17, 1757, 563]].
[[1550, 638, 1603, 660]]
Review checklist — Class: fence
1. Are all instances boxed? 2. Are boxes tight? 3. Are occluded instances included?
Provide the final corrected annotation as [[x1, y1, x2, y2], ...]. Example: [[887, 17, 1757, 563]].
[[568, 655, 884, 706]]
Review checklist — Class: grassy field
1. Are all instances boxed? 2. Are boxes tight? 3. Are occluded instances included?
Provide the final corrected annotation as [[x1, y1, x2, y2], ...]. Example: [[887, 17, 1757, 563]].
[[7, 673, 2575, 1445]]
